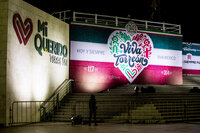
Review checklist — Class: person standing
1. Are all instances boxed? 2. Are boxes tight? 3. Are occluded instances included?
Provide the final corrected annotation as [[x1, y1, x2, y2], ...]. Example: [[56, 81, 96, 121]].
[[89, 94, 97, 126]]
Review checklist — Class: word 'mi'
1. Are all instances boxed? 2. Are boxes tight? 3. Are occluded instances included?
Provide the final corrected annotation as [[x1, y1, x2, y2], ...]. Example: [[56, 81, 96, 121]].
[[34, 20, 67, 57]]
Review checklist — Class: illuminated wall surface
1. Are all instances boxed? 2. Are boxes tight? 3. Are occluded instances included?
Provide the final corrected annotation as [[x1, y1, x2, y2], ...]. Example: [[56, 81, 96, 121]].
[[0, 0, 69, 126], [70, 23, 183, 93], [182, 42, 200, 74], [0, 0, 8, 126]]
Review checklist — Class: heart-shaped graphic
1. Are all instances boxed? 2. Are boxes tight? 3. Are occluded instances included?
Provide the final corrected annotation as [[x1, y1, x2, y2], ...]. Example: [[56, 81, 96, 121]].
[[126, 69, 137, 79], [107, 30, 153, 83], [13, 13, 33, 45]]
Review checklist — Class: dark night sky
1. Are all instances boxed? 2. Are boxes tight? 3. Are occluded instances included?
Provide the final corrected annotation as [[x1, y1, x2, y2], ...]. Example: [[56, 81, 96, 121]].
[[24, 0, 200, 43]]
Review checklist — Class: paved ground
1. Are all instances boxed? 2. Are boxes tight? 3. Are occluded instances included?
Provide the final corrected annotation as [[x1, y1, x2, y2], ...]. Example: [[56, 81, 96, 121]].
[[1, 122, 200, 133]]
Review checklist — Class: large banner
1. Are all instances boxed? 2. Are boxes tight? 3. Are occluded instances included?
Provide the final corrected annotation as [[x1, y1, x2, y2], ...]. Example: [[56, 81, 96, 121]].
[[182, 42, 200, 75], [70, 23, 183, 93]]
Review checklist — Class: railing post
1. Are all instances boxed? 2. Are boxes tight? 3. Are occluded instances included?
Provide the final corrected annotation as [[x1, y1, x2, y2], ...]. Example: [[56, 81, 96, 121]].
[[56, 93, 60, 111], [184, 100, 187, 121], [115, 16, 118, 27], [162, 23, 165, 32], [70, 80, 74, 94], [73, 11, 76, 21], [127, 102, 130, 122], [63, 11, 66, 21], [40, 105, 46, 121], [179, 25, 181, 34], [95, 14, 97, 24], [59, 12, 62, 20], [9, 106, 12, 126], [145, 21, 148, 30]]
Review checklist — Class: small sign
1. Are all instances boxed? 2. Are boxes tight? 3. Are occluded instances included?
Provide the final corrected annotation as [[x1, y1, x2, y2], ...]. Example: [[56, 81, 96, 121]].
[[125, 21, 138, 36]]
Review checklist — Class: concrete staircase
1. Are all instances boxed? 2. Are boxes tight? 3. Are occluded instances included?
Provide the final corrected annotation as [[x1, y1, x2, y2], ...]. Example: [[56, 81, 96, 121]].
[[183, 75, 200, 86], [48, 75, 200, 124], [48, 92, 200, 124], [109, 104, 164, 124], [108, 75, 200, 93], [50, 93, 133, 123]]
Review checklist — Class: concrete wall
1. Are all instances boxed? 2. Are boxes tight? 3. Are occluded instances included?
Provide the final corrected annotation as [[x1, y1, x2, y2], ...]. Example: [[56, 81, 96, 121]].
[[0, 0, 8, 126], [0, 0, 69, 126]]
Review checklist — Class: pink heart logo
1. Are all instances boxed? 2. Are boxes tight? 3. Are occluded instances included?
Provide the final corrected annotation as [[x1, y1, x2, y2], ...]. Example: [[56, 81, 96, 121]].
[[13, 13, 33, 45], [108, 31, 154, 83]]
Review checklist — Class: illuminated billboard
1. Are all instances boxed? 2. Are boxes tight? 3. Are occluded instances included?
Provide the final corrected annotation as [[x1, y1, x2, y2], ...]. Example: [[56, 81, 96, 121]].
[[0, 0, 69, 126], [183, 42, 200, 75], [9, 13, 69, 101], [70, 22, 183, 93]]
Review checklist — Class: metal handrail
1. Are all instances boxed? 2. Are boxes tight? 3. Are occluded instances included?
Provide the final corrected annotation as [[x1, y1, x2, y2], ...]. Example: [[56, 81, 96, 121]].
[[41, 79, 74, 108], [10, 79, 74, 126], [50, 99, 192, 123], [10, 101, 48, 125], [39, 79, 74, 121], [52, 11, 181, 34]]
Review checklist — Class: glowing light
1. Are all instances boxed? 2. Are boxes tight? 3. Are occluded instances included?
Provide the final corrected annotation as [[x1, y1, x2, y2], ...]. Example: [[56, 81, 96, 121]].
[[81, 72, 107, 93]]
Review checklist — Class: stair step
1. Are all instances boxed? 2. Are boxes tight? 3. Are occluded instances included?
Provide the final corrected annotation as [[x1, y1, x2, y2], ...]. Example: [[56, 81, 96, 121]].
[[46, 78, 200, 124]]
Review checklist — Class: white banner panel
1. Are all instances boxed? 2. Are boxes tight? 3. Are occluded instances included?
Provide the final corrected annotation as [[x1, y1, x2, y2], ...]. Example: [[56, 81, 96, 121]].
[[70, 41, 113, 62], [182, 55, 200, 70], [150, 49, 182, 67], [71, 41, 182, 67]]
